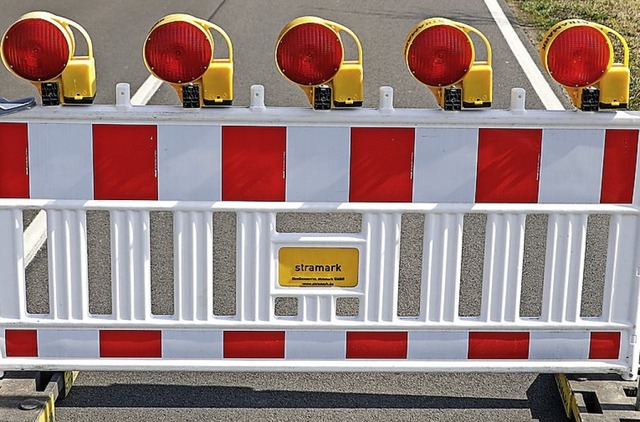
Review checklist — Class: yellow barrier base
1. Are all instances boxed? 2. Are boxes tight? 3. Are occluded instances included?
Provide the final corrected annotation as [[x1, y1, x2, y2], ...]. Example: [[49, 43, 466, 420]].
[[556, 373, 640, 421], [0, 371, 78, 422]]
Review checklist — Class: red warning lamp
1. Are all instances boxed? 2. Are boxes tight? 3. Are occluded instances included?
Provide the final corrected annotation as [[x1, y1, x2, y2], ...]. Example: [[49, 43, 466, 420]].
[[276, 22, 343, 86], [276, 17, 363, 110], [144, 14, 233, 108], [540, 20, 629, 111], [404, 18, 492, 110], [145, 21, 213, 84], [1, 11, 96, 106], [406, 24, 473, 88]]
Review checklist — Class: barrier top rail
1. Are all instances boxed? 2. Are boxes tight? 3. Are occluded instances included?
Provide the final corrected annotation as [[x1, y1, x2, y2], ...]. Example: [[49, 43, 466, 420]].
[[0, 86, 639, 128]]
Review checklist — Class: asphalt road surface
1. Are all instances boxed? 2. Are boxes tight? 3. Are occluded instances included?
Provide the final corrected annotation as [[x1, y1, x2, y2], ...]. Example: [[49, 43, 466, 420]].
[[0, 0, 584, 420]]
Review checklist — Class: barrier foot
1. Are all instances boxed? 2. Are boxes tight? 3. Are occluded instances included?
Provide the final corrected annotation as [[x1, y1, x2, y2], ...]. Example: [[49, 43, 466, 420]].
[[556, 373, 640, 421], [0, 371, 78, 421]]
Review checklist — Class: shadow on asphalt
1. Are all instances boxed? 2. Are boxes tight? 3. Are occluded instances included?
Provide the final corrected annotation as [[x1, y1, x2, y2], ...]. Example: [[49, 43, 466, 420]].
[[57, 375, 564, 415], [58, 387, 530, 409]]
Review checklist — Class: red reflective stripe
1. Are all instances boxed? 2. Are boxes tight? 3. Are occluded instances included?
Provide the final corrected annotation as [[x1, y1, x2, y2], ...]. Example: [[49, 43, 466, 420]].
[[100, 330, 162, 358], [468, 332, 530, 359], [346, 332, 408, 359], [223, 331, 285, 358], [600, 129, 638, 203], [0, 123, 29, 198], [589, 332, 620, 360], [222, 126, 286, 201], [5, 329, 38, 357], [93, 125, 158, 200], [476, 129, 542, 203], [350, 128, 414, 202]]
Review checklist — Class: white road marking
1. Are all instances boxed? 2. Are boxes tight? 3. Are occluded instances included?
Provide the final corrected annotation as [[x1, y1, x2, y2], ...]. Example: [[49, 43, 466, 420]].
[[483, 0, 565, 110], [130, 75, 163, 106], [24, 210, 47, 266], [24, 75, 164, 266]]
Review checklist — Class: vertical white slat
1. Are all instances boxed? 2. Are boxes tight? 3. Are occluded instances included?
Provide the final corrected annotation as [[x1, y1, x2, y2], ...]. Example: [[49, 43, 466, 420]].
[[363, 213, 381, 323], [0, 209, 26, 319], [237, 211, 272, 322], [47, 210, 89, 320], [629, 216, 640, 380], [600, 214, 640, 380], [175, 212, 190, 320], [300, 295, 335, 322], [319, 295, 334, 322], [174, 211, 213, 321], [420, 213, 463, 323], [237, 211, 253, 322], [602, 215, 639, 323], [481, 213, 526, 323], [541, 214, 588, 323], [363, 213, 401, 323], [301, 295, 318, 322], [261, 213, 275, 323], [381, 213, 401, 322], [111, 210, 151, 321]]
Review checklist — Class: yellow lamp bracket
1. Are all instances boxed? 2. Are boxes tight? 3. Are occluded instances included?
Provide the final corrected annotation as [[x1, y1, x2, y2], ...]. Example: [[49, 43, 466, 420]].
[[540, 19, 629, 111], [277, 17, 364, 110], [326, 20, 363, 109], [149, 14, 234, 108], [589, 23, 628, 110], [201, 21, 234, 106], [458, 22, 492, 109], [58, 14, 96, 105], [405, 18, 493, 111], [2, 11, 96, 106]]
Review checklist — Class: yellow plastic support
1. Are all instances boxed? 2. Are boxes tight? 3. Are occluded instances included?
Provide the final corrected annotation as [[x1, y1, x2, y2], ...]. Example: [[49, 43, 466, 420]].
[[58, 15, 96, 104], [555, 374, 580, 421], [200, 20, 233, 106], [1, 11, 96, 105], [36, 395, 55, 422], [540, 19, 628, 110], [404, 18, 492, 109], [144, 14, 234, 107], [276, 17, 363, 109], [596, 25, 629, 109]]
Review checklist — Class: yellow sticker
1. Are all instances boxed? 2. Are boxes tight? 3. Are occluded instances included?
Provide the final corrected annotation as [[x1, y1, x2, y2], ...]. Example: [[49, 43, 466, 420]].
[[278, 247, 359, 287]]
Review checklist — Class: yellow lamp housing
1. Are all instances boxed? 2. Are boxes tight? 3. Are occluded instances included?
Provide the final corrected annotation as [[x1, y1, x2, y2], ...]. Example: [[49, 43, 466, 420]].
[[404, 18, 492, 111], [1, 11, 96, 106], [143, 14, 233, 108], [275, 16, 363, 110], [540, 19, 629, 111]]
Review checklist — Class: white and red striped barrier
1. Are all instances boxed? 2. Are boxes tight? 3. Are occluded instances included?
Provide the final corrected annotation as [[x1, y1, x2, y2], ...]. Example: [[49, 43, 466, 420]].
[[2, 87, 640, 378], [0, 123, 638, 203], [0, 328, 623, 364], [0, 86, 639, 204]]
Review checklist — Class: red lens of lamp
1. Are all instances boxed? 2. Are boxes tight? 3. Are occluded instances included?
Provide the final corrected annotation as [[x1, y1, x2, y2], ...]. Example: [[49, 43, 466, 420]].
[[547, 26, 610, 87], [407, 25, 473, 87], [2, 18, 70, 81], [144, 21, 212, 84], [276, 22, 343, 86]]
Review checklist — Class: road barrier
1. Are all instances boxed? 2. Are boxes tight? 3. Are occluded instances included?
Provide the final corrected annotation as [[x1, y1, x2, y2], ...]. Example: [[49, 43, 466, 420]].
[[1, 86, 640, 380]]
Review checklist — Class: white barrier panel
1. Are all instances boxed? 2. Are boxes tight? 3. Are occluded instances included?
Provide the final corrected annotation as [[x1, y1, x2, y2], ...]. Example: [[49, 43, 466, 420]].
[[2, 87, 640, 379], [0, 200, 639, 379]]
